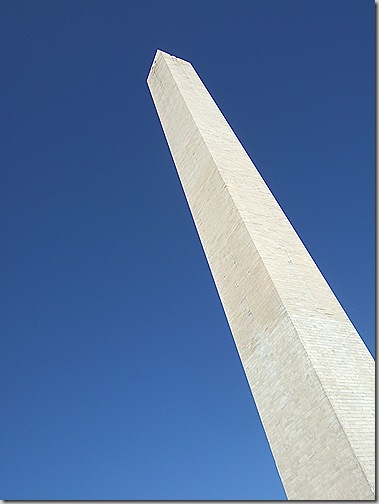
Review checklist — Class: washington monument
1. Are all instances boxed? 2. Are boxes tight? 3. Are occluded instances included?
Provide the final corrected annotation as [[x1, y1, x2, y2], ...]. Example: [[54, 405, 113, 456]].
[[147, 50, 374, 500]]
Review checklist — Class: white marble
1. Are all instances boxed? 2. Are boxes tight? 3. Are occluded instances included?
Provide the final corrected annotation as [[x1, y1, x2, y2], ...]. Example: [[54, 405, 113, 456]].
[[147, 50, 375, 500]]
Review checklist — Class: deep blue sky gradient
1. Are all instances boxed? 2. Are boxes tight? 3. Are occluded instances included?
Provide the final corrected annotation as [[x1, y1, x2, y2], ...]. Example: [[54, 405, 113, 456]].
[[1, 0, 374, 500]]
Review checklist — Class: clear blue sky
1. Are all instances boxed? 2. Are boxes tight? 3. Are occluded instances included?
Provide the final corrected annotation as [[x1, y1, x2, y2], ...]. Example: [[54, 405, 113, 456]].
[[1, 0, 374, 500]]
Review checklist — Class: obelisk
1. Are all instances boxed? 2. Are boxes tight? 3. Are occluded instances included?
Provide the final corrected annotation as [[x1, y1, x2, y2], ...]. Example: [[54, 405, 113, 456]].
[[147, 50, 374, 500]]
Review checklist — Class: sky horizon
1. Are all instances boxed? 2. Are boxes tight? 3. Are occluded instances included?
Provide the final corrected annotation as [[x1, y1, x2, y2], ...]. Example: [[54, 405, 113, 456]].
[[1, 0, 374, 500]]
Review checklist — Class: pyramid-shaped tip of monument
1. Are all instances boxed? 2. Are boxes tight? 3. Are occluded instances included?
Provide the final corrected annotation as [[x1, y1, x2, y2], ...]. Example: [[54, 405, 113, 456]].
[[155, 49, 172, 58], [154, 49, 191, 65], [147, 50, 192, 82]]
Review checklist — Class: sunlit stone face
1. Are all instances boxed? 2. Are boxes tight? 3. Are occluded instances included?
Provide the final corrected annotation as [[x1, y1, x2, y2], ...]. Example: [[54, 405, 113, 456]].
[[147, 50, 375, 500]]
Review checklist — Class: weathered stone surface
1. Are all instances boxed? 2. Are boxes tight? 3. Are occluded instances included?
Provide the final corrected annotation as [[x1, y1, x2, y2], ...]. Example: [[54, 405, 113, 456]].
[[147, 50, 375, 500]]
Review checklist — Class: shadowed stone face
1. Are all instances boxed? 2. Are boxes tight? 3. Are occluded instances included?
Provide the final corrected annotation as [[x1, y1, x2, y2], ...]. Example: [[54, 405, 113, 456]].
[[147, 50, 375, 500]]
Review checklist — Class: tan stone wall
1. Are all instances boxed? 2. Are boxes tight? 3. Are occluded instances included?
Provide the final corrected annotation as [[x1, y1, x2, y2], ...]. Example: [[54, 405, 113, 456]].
[[147, 50, 374, 500]]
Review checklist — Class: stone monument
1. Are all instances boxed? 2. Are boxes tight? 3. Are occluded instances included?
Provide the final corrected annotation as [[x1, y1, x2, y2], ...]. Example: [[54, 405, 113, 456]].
[[147, 50, 374, 500]]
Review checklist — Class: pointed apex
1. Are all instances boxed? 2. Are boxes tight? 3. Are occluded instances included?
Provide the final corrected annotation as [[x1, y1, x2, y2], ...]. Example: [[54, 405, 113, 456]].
[[147, 50, 192, 83], [153, 49, 191, 65], [155, 49, 171, 58]]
